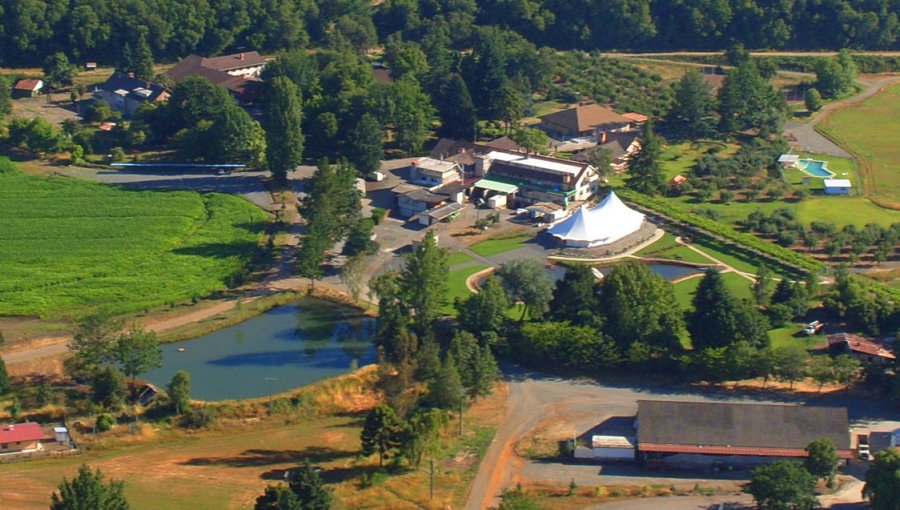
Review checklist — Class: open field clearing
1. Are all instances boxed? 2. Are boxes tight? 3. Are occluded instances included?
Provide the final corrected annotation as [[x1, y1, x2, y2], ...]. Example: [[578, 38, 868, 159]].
[[0, 158, 268, 319], [819, 83, 900, 209], [0, 369, 505, 510]]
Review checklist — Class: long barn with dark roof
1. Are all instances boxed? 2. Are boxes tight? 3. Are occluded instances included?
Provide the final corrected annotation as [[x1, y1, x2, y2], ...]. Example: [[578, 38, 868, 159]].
[[635, 400, 852, 466]]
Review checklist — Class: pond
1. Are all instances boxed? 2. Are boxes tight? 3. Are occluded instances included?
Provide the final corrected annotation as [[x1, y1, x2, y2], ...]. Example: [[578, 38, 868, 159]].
[[544, 262, 703, 282], [144, 297, 376, 401]]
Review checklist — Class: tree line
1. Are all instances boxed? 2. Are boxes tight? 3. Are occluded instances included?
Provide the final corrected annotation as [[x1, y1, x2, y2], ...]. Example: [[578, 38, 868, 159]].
[[3, 0, 900, 69]]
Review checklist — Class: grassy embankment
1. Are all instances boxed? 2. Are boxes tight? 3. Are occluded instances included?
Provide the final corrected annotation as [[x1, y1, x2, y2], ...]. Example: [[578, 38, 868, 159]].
[[0, 368, 506, 510], [819, 82, 900, 210], [0, 157, 268, 319]]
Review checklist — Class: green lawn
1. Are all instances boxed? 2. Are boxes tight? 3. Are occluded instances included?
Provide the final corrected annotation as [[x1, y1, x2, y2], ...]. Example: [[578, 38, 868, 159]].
[[658, 140, 740, 181], [819, 82, 900, 209], [469, 234, 532, 257], [769, 326, 824, 350], [636, 232, 716, 265], [443, 264, 489, 314], [673, 277, 702, 311], [689, 237, 787, 278], [0, 159, 268, 318], [721, 271, 753, 302], [446, 251, 475, 267]]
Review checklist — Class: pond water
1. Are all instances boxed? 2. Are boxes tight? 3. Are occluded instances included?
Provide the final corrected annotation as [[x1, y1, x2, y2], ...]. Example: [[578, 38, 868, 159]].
[[144, 297, 376, 401], [545, 262, 703, 282]]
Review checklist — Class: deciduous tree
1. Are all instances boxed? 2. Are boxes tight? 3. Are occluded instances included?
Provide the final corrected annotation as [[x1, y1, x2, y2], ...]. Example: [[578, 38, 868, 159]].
[[747, 460, 817, 510], [112, 326, 162, 387], [496, 258, 554, 321], [167, 370, 191, 415], [254, 485, 301, 510], [399, 230, 448, 337], [864, 448, 900, 510], [667, 69, 715, 138], [456, 276, 509, 337], [43, 52, 76, 89], [346, 113, 383, 176], [805, 438, 840, 488], [626, 120, 665, 195]]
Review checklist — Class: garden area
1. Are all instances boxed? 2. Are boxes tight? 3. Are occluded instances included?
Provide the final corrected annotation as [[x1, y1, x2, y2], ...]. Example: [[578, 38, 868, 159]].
[[0, 157, 268, 318]]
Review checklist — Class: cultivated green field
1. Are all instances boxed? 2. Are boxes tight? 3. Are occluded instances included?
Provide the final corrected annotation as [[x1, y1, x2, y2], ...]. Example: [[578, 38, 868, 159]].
[[0, 158, 268, 318], [820, 82, 900, 209]]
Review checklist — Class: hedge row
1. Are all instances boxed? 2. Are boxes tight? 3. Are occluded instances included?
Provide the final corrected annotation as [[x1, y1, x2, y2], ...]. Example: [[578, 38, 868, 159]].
[[616, 188, 827, 274]]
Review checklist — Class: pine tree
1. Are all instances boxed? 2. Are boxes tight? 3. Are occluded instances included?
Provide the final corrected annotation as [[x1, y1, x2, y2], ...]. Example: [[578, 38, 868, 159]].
[[469, 345, 500, 399], [255, 485, 301, 510], [667, 69, 714, 138], [347, 113, 383, 176], [426, 357, 465, 409], [264, 77, 304, 185], [625, 120, 664, 195], [752, 263, 772, 305], [289, 460, 333, 510], [360, 404, 403, 466], [50, 465, 130, 510], [549, 264, 599, 326], [689, 269, 739, 350], [131, 33, 154, 81], [400, 230, 448, 337], [437, 73, 477, 140], [0, 357, 10, 394], [456, 276, 509, 337]]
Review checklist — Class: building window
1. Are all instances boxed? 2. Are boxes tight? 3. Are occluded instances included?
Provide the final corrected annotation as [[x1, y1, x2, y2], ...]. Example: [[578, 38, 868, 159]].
[[1, 443, 7, 449]]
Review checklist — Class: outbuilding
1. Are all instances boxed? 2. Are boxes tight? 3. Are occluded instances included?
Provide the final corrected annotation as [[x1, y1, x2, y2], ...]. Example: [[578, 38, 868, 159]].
[[824, 179, 852, 195], [12, 79, 44, 98]]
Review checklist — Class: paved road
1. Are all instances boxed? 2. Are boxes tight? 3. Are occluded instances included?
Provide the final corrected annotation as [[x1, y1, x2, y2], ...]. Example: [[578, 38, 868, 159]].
[[466, 365, 899, 510], [783, 75, 900, 157]]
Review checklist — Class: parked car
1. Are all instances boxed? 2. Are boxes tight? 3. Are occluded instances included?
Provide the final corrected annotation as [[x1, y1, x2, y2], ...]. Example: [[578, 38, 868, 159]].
[[802, 320, 824, 335], [858, 434, 871, 460]]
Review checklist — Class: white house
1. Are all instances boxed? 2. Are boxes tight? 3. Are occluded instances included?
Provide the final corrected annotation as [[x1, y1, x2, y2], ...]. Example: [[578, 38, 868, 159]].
[[824, 179, 852, 195]]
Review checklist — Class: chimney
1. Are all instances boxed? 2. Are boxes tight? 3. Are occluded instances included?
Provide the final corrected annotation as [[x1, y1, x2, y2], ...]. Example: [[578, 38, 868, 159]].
[[240, 52, 245, 61], [128, 72, 135, 78]]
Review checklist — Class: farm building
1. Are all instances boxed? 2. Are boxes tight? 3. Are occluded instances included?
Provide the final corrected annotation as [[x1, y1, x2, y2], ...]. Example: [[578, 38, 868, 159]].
[[0, 422, 48, 454], [778, 154, 800, 169], [633, 400, 852, 468], [824, 179, 852, 195], [12, 79, 44, 98], [409, 158, 463, 187], [165, 51, 267, 103], [545, 191, 645, 247], [827, 333, 895, 364]]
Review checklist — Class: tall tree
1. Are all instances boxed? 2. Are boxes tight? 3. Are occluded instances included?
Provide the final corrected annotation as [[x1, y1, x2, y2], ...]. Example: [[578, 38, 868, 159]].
[[718, 61, 786, 136], [689, 268, 769, 350], [346, 113, 383, 176], [599, 261, 683, 351], [496, 258, 554, 321], [399, 230, 448, 337], [549, 264, 599, 326], [167, 370, 191, 415], [0, 75, 11, 121], [805, 438, 840, 488], [666, 69, 715, 138], [90, 366, 127, 410], [43, 52, 76, 89], [625, 119, 665, 195], [456, 276, 510, 338], [752, 263, 773, 305], [0, 357, 10, 394], [66, 314, 123, 379], [449, 331, 499, 400], [864, 448, 900, 510], [117, 32, 154, 81], [360, 404, 404, 466], [50, 464, 130, 510], [391, 75, 434, 155], [747, 461, 818, 510], [264, 77, 305, 184], [254, 485, 301, 510], [112, 327, 162, 387], [436, 73, 477, 140], [426, 357, 466, 409], [288, 460, 333, 510]]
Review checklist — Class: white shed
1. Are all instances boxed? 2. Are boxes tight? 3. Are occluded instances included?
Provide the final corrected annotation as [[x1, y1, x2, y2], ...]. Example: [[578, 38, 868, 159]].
[[592, 435, 636, 460], [824, 179, 852, 195], [778, 154, 800, 168]]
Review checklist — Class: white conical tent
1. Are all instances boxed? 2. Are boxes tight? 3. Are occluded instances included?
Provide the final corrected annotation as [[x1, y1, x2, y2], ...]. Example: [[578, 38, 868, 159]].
[[546, 191, 645, 247]]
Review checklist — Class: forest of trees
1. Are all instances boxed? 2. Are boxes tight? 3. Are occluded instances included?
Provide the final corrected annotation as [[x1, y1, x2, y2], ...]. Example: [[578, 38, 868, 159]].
[[2, 1, 900, 68]]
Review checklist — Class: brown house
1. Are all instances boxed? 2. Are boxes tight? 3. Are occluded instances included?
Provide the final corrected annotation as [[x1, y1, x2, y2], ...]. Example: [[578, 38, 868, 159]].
[[165, 51, 267, 103], [538, 104, 633, 140]]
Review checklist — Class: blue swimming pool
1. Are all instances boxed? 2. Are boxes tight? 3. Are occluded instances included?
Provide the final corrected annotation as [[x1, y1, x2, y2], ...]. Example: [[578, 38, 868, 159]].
[[799, 159, 834, 178]]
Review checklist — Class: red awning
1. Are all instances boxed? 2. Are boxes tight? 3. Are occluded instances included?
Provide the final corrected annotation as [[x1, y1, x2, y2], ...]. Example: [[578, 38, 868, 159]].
[[639, 442, 854, 459]]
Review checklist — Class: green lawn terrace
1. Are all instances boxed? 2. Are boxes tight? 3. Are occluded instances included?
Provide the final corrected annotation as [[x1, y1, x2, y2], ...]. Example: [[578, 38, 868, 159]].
[[0, 158, 268, 318]]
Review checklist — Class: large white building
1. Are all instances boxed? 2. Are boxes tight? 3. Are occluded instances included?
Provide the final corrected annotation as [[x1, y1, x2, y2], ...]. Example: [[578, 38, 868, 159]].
[[546, 191, 645, 247]]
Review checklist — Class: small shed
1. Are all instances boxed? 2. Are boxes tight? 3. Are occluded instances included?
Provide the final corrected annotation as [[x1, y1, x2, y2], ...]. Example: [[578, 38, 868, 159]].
[[824, 179, 852, 195], [54, 426, 70, 443], [12, 79, 44, 98], [778, 154, 800, 169], [592, 435, 636, 460]]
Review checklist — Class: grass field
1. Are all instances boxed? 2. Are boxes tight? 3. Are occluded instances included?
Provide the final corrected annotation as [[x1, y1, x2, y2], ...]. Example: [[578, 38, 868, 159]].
[[443, 265, 490, 314], [819, 82, 900, 209], [446, 251, 475, 267], [0, 371, 506, 510], [0, 158, 268, 318], [635, 232, 716, 265], [469, 234, 532, 257]]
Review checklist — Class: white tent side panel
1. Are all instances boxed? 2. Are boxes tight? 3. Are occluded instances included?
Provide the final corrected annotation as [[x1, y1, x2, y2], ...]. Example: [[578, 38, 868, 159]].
[[545, 191, 644, 247]]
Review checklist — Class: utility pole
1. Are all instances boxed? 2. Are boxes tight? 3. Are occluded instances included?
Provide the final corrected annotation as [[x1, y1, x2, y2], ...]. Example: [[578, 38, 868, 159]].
[[458, 396, 464, 437], [430, 458, 434, 501]]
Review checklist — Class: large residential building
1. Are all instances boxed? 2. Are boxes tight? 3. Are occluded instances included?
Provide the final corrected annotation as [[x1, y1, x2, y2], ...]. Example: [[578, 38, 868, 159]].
[[165, 51, 267, 103], [473, 150, 597, 208], [93, 72, 169, 116], [538, 103, 636, 141]]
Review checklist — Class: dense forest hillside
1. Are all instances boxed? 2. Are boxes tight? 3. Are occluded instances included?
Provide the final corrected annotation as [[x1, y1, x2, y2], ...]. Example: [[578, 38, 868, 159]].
[[2, 0, 900, 67]]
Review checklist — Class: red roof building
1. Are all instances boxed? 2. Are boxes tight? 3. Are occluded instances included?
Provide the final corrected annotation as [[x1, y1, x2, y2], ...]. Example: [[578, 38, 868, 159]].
[[12, 78, 44, 98], [827, 333, 895, 364], [0, 422, 48, 454]]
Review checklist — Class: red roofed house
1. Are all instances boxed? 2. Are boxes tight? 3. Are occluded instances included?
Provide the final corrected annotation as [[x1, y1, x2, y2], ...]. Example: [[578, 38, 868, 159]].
[[12, 78, 44, 98], [827, 333, 895, 364], [0, 422, 49, 454]]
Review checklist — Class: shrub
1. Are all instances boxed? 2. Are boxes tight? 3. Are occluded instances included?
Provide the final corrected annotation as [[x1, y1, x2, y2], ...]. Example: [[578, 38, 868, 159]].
[[180, 406, 215, 429], [96, 413, 115, 432], [371, 207, 386, 225]]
